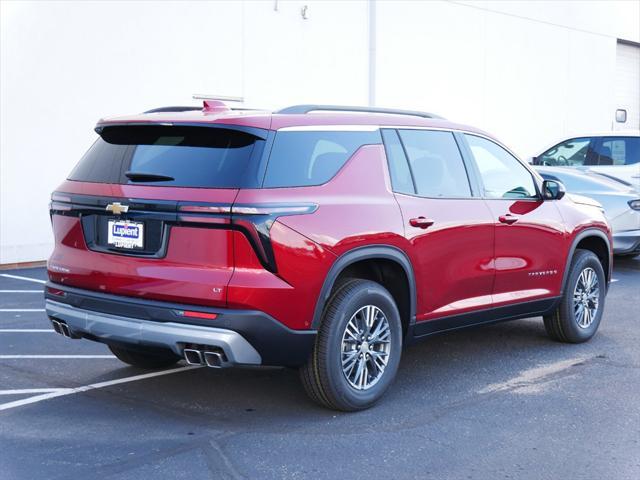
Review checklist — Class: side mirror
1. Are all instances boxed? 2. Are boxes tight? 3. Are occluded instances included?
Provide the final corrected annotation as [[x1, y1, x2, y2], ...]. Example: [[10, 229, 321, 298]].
[[542, 179, 566, 200]]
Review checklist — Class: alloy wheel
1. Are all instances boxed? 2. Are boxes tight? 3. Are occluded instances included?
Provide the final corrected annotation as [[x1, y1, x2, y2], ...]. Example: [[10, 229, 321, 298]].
[[340, 305, 391, 390], [573, 267, 600, 329]]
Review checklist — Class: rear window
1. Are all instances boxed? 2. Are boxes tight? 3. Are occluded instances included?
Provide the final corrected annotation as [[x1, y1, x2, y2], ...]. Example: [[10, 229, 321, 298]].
[[263, 130, 381, 188], [69, 125, 265, 188]]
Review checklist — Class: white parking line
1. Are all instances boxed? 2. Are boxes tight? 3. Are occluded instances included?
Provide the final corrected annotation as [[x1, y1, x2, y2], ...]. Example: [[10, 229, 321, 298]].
[[611, 278, 619, 283], [0, 290, 42, 293], [0, 355, 116, 359], [0, 329, 53, 333], [0, 388, 66, 395], [0, 366, 199, 411], [0, 274, 47, 285], [0, 309, 45, 312]]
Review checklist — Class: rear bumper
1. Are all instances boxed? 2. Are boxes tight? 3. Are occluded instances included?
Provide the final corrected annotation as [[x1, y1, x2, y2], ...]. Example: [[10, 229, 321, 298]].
[[45, 283, 316, 367]]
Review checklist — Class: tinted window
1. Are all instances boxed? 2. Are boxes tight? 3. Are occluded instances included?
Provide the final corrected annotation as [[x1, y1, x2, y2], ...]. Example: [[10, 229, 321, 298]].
[[397, 129, 471, 197], [69, 126, 264, 188], [538, 138, 591, 166], [69, 138, 128, 183], [465, 134, 537, 199], [263, 130, 380, 188], [381, 129, 414, 194], [593, 137, 640, 165]]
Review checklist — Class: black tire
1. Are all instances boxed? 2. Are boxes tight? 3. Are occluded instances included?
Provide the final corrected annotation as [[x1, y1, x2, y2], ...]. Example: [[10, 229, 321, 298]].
[[300, 279, 403, 411], [108, 345, 181, 369], [544, 249, 606, 343]]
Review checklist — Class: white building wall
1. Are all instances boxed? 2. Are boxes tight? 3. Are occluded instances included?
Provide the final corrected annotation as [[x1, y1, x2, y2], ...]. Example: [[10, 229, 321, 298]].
[[374, 0, 629, 157], [1, 0, 638, 264]]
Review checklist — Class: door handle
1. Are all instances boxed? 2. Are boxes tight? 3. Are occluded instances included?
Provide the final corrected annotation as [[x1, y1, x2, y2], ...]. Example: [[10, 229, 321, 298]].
[[498, 214, 518, 225], [409, 217, 434, 229]]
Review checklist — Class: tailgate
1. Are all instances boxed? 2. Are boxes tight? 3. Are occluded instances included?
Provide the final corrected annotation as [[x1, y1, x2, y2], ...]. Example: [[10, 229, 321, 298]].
[[47, 123, 269, 307]]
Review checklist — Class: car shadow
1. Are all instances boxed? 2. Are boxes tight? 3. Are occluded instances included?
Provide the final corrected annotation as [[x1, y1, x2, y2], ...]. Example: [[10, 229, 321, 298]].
[[104, 315, 601, 431]]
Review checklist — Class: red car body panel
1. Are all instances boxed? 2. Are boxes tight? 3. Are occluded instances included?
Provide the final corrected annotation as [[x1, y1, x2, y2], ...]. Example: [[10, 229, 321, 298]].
[[485, 199, 567, 305], [393, 194, 496, 320]]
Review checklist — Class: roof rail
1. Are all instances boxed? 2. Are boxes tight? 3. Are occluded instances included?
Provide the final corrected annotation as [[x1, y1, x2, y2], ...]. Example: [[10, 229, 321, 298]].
[[143, 106, 203, 114], [276, 104, 444, 119]]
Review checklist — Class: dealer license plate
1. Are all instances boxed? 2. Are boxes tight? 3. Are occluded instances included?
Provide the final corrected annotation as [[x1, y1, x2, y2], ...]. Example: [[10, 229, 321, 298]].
[[107, 220, 144, 249]]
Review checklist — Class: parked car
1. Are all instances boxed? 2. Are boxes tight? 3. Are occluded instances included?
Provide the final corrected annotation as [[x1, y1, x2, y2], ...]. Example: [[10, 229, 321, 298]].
[[530, 131, 640, 190], [536, 167, 640, 256], [46, 102, 612, 411]]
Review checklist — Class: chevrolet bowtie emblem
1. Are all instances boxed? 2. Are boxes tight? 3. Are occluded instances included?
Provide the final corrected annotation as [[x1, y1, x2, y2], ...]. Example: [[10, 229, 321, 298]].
[[106, 202, 129, 215]]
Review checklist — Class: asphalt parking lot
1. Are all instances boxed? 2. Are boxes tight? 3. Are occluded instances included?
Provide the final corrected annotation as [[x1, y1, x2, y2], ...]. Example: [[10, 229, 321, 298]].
[[1, 259, 639, 480]]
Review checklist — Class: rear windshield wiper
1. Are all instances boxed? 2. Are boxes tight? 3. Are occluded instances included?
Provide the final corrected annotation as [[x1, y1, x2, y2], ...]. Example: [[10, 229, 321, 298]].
[[125, 171, 175, 182]]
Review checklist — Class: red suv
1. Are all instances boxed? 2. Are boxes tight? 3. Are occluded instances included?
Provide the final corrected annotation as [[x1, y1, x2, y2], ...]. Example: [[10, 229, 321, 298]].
[[46, 102, 612, 411]]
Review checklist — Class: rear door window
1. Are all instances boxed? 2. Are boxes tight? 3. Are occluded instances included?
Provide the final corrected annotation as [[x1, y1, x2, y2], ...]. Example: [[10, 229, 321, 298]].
[[263, 130, 381, 188], [594, 137, 640, 165], [69, 125, 265, 188], [397, 129, 472, 198]]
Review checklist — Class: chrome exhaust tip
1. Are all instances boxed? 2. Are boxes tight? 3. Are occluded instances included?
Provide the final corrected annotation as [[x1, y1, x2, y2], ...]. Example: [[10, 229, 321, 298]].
[[183, 348, 204, 365], [204, 351, 223, 368], [60, 323, 72, 338], [51, 319, 63, 335]]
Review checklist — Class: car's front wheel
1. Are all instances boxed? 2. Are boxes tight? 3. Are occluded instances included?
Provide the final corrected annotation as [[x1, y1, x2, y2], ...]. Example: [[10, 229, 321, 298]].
[[544, 249, 606, 343], [300, 279, 403, 411]]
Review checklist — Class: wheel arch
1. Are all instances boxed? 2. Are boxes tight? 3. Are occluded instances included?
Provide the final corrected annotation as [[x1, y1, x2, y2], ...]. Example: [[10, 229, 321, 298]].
[[311, 245, 417, 334], [562, 228, 612, 294]]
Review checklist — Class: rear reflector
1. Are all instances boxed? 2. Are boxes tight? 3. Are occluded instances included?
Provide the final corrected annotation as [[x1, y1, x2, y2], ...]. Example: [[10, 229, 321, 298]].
[[46, 287, 67, 297], [177, 310, 218, 320]]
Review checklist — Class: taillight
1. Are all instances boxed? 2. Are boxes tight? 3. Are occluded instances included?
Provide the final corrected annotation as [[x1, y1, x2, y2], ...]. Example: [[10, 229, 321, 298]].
[[177, 203, 317, 273], [628, 199, 640, 211], [51, 193, 72, 203]]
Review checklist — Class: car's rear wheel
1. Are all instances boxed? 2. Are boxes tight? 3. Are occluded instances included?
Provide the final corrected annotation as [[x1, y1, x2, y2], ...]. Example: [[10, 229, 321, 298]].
[[300, 279, 402, 411], [543, 249, 606, 343], [108, 345, 181, 369]]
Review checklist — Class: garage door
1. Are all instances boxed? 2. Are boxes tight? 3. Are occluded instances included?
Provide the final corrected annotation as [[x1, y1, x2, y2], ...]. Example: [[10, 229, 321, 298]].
[[615, 41, 640, 130]]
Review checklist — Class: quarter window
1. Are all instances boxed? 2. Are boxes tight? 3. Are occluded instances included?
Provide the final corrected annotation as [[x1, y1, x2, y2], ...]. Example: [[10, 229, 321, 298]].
[[397, 129, 472, 197], [263, 130, 381, 188], [465, 134, 538, 199]]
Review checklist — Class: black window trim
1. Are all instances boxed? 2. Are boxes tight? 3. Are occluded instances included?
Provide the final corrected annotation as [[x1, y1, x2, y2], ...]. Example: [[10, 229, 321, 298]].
[[381, 128, 417, 195], [381, 127, 480, 200]]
